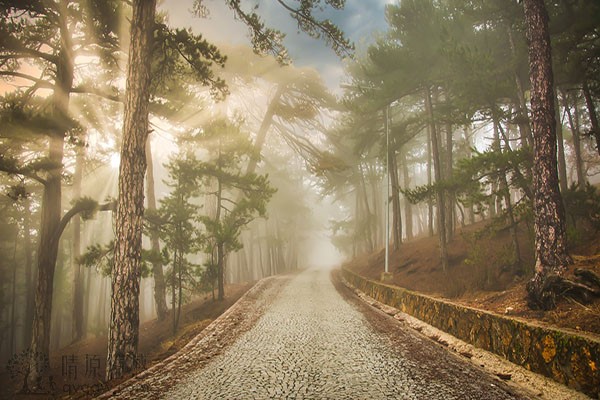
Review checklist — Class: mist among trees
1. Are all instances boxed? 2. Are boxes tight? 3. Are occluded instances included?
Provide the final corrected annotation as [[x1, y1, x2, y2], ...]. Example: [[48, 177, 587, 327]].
[[1, 0, 599, 386]]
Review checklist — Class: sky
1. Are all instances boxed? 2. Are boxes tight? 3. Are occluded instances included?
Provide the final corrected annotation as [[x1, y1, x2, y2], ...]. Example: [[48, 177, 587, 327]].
[[159, 0, 392, 91]]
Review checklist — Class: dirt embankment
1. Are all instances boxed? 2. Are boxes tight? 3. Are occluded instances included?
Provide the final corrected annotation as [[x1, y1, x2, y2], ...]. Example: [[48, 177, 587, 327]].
[[343, 221, 600, 336], [0, 283, 253, 400]]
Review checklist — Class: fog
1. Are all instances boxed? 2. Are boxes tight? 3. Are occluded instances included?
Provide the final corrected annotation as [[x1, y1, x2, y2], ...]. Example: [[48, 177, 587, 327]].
[[1, 0, 599, 389]]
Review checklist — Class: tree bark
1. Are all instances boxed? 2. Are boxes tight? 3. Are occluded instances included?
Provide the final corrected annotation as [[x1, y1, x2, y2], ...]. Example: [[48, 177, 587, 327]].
[[246, 86, 284, 176], [523, 0, 572, 310], [389, 148, 402, 250], [23, 199, 34, 347], [106, 0, 156, 380], [30, 56, 71, 379], [426, 111, 434, 237], [400, 150, 413, 240], [554, 91, 568, 192], [72, 149, 84, 342], [583, 82, 600, 155], [445, 122, 454, 241], [508, 26, 534, 149], [425, 87, 448, 272], [145, 138, 168, 321], [563, 91, 585, 185]]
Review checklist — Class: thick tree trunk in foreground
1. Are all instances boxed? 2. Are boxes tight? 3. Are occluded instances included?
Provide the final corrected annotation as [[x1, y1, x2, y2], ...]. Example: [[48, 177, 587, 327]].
[[523, 0, 572, 310], [106, 0, 156, 381], [145, 138, 168, 321]]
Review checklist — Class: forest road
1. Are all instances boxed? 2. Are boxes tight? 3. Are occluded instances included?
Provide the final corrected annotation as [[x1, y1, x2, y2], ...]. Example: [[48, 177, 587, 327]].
[[104, 268, 531, 399]]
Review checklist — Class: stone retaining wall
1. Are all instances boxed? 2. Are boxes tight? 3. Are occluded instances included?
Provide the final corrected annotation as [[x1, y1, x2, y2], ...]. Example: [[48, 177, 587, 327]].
[[342, 267, 600, 398]]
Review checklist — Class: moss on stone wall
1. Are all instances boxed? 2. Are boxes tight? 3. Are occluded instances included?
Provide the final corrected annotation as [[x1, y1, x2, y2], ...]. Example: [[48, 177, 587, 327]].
[[342, 268, 600, 398]]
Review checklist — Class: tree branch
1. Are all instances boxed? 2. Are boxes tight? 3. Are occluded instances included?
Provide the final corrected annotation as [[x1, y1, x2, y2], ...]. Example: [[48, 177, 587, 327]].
[[53, 200, 116, 248]]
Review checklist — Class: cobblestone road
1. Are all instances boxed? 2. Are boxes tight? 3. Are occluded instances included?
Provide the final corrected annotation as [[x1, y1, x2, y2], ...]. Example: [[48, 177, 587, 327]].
[[159, 268, 528, 400]]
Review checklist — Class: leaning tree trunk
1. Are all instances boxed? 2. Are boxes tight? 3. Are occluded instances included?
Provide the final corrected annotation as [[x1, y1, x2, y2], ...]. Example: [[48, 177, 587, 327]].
[[106, 0, 156, 381], [145, 138, 168, 321], [523, 0, 572, 310]]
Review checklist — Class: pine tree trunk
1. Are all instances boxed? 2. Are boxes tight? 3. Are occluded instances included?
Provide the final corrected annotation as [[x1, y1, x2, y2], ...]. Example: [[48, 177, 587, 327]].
[[106, 0, 156, 380], [523, 0, 572, 310], [31, 117, 65, 377], [445, 123, 454, 241], [554, 91, 568, 192], [389, 149, 402, 250], [10, 234, 18, 354], [425, 87, 448, 272], [508, 27, 534, 149], [30, 30, 73, 380], [246, 86, 284, 176], [72, 149, 84, 342], [563, 91, 586, 185], [23, 199, 34, 347], [145, 138, 168, 321], [583, 82, 600, 155], [401, 150, 413, 240], [426, 114, 434, 237], [217, 242, 225, 301]]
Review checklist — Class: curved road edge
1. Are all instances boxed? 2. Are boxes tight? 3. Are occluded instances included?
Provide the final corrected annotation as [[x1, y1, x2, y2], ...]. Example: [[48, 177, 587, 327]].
[[95, 274, 293, 399], [332, 270, 590, 400]]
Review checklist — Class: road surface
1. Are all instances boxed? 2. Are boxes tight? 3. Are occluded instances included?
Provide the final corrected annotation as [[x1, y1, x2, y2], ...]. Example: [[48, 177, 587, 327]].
[[105, 268, 529, 399]]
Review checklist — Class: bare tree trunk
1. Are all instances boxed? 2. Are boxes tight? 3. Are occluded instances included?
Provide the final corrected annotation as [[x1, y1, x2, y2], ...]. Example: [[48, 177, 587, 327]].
[[72, 149, 84, 342], [426, 120, 434, 237], [358, 164, 374, 252], [554, 90, 568, 192], [445, 123, 454, 241], [425, 87, 448, 272], [495, 116, 522, 271], [583, 82, 600, 155], [389, 149, 402, 250], [563, 91, 586, 185], [246, 86, 284, 176], [145, 138, 168, 321], [508, 27, 534, 149], [106, 0, 156, 380], [400, 150, 413, 240], [10, 233, 18, 354], [523, 0, 572, 310], [23, 199, 34, 347], [30, 42, 72, 382]]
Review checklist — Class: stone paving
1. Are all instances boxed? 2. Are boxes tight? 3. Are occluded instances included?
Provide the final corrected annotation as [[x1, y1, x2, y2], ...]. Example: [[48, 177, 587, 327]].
[[158, 268, 528, 399]]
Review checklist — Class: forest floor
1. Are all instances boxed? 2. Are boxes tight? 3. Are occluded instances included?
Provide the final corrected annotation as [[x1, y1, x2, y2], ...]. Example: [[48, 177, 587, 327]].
[[343, 220, 600, 337], [0, 282, 253, 400]]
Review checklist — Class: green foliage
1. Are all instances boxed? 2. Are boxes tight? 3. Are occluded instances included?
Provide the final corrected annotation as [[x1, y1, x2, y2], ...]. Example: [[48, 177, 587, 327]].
[[193, 118, 276, 257], [79, 241, 151, 277], [562, 183, 600, 231], [71, 196, 99, 220], [78, 241, 114, 276], [197, 0, 353, 63]]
